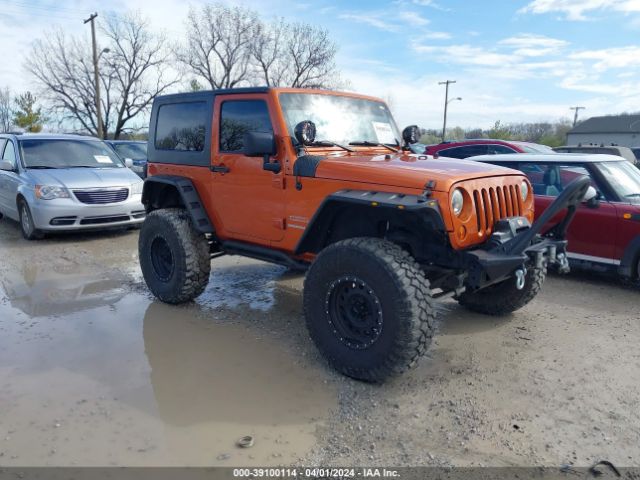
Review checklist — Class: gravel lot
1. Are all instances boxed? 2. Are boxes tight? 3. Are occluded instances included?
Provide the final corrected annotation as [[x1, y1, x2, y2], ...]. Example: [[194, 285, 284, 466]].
[[0, 218, 638, 468]]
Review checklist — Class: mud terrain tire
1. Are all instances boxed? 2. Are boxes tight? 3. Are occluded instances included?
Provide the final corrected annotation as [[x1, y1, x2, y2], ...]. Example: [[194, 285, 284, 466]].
[[458, 265, 547, 316], [139, 208, 211, 304], [304, 237, 436, 382]]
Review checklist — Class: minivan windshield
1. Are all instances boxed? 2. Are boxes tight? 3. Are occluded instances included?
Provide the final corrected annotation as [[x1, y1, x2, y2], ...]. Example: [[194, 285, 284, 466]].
[[19, 139, 125, 169], [111, 142, 147, 161], [278, 93, 401, 148], [596, 160, 640, 204]]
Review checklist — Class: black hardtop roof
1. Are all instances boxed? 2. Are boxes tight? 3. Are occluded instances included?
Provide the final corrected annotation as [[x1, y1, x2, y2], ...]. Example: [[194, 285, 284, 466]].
[[155, 87, 270, 102]]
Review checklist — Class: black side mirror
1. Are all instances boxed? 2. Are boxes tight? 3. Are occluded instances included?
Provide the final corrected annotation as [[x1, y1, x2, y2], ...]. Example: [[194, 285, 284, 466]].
[[402, 125, 419, 146], [243, 131, 280, 173], [294, 120, 316, 146]]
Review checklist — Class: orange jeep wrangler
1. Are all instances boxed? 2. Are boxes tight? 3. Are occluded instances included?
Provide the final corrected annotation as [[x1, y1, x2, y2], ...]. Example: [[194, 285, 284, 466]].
[[138, 87, 588, 381]]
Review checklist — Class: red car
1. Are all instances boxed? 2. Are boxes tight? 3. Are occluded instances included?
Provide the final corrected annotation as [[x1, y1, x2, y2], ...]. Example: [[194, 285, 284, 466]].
[[475, 153, 640, 282], [424, 139, 555, 158]]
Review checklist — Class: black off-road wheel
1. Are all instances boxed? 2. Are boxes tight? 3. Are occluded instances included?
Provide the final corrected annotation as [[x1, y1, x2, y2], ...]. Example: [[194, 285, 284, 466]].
[[138, 208, 211, 304], [18, 199, 44, 240], [303, 237, 436, 382], [457, 265, 547, 316]]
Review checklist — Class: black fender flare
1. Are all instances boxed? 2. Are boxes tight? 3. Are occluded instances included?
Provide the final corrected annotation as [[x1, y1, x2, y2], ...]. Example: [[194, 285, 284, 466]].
[[619, 234, 640, 278], [294, 189, 446, 255], [142, 175, 214, 234]]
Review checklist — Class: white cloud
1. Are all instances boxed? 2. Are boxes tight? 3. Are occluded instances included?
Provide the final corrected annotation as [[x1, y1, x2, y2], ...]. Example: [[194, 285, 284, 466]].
[[397, 11, 430, 26], [413, 43, 517, 67], [520, 0, 640, 20], [570, 46, 640, 70], [419, 31, 452, 40], [338, 12, 399, 32], [499, 33, 569, 57]]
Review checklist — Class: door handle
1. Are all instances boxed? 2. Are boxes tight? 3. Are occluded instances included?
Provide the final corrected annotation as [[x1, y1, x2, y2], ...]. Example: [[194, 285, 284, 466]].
[[211, 165, 230, 173]]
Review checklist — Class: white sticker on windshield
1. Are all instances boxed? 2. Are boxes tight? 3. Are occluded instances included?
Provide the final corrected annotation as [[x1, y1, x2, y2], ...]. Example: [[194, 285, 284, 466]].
[[94, 155, 113, 164], [372, 121, 396, 144]]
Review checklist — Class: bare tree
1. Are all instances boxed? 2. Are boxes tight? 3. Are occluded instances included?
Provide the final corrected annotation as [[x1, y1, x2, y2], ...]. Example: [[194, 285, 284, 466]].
[[252, 20, 342, 89], [284, 23, 340, 88], [176, 4, 258, 89], [0, 86, 12, 132], [101, 13, 180, 138], [25, 13, 179, 139], [178, 4, 346, 90]]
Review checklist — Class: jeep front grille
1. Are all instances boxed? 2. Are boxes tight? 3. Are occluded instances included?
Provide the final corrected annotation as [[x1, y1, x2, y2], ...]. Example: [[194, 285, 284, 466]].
[[472, 184, 522, 235], [74, 188, 129, 204]]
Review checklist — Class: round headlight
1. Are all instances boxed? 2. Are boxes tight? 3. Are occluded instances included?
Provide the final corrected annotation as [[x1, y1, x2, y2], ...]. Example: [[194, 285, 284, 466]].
[[520, 180, 529, 201], [451, 188, 464, 216]]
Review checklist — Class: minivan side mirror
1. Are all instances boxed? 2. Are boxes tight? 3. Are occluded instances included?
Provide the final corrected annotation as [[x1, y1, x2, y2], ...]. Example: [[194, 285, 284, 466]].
[[124, 158, 134, 168], [0, 160, 15, 172], [243, 131, 280, 173], [582, 185, 599, 208]]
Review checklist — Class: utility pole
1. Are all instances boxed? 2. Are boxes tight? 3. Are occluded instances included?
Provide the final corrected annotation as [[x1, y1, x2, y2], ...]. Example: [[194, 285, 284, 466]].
[[439, 80, 456, 142], [570, 106, 585, 127], [84, 12, 104, 139]]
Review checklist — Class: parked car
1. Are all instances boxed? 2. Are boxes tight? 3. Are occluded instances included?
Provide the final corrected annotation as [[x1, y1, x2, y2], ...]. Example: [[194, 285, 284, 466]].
[[105, 140, 148, 178], [0, 133, 145, 239], [473, 153, 640, 283], [553, 145, 638, 165], [422, 139, 555, 158], [136, 87, 587, 382]]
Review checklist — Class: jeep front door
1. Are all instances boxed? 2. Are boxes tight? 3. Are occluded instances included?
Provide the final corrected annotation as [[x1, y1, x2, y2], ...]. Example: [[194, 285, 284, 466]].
[[211, 95, 286, 243]]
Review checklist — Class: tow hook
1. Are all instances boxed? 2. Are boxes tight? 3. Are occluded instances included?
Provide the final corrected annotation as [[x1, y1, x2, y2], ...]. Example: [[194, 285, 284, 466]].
[[515, 268, 526, 290], [557, 253, 570, 274]]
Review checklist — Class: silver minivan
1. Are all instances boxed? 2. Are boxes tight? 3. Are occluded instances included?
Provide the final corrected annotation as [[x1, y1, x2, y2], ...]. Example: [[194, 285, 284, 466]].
[[0, 133, 145, 239]]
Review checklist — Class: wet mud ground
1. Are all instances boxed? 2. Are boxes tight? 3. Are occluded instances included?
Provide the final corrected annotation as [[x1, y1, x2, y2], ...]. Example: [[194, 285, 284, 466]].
[[0, 218, 639, 467]]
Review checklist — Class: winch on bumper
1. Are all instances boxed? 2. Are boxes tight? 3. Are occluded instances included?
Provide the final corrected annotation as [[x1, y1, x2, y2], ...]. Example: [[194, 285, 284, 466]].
[[463, 176, 590, 291]]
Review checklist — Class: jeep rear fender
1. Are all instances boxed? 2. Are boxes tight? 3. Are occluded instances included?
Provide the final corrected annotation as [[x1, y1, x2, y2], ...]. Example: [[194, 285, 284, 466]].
[[142, 175, 214, 234], [294, 190, 446, 256]]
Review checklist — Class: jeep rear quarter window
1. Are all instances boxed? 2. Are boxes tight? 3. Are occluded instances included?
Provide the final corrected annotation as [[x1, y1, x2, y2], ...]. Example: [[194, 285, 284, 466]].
[[155, 102, 207, 151], [219, 100, 273, 152]]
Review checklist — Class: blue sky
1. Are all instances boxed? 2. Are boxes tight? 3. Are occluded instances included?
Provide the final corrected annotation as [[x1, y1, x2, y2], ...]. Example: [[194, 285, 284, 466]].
[[1, 0, 640, 129]]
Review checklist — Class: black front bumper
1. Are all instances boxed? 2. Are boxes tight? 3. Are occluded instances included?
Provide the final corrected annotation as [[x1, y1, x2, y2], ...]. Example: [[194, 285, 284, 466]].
[[464, 176, 590, 291]]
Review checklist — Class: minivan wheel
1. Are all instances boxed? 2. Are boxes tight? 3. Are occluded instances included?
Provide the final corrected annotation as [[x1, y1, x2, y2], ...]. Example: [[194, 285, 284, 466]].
[[18, 200, 44, 240]]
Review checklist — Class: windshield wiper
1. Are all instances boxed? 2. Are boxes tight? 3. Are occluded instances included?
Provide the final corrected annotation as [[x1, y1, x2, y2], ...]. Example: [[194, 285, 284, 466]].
[[625, 193, 640, 197], [349, 141, 399, 153], [27, 166, 57, 169], [308, 140, 354, 152]]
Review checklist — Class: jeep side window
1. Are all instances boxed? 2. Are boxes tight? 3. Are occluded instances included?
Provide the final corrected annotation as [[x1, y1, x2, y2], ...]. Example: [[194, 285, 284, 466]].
[[155, 102, 207, 152], [219, 100, 273, 152]]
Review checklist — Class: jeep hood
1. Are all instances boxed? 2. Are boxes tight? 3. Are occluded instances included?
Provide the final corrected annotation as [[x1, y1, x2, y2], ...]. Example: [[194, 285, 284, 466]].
[[313, 153, 523, 192]]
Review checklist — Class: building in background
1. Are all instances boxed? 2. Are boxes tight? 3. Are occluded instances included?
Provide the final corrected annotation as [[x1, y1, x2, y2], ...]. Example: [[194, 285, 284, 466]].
[[567, 114, 640, 148]]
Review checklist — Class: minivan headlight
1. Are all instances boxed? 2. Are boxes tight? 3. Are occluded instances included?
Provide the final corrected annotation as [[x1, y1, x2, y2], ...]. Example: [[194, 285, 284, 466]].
[[521, 181, 529, 201], [35, 185, 70, 200], [451, 188, 464, 216], [131, 181, 144, 195]]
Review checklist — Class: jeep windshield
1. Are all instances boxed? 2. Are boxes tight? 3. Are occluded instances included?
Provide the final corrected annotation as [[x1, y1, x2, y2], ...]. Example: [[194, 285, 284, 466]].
[[595, 160, 640, 204], [19, 139, 125, 169], [278, 93, 401, 149]]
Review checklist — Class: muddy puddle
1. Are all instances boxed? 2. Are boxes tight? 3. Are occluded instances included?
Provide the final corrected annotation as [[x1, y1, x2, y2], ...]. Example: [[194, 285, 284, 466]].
[[0, 249, 336, 466]]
